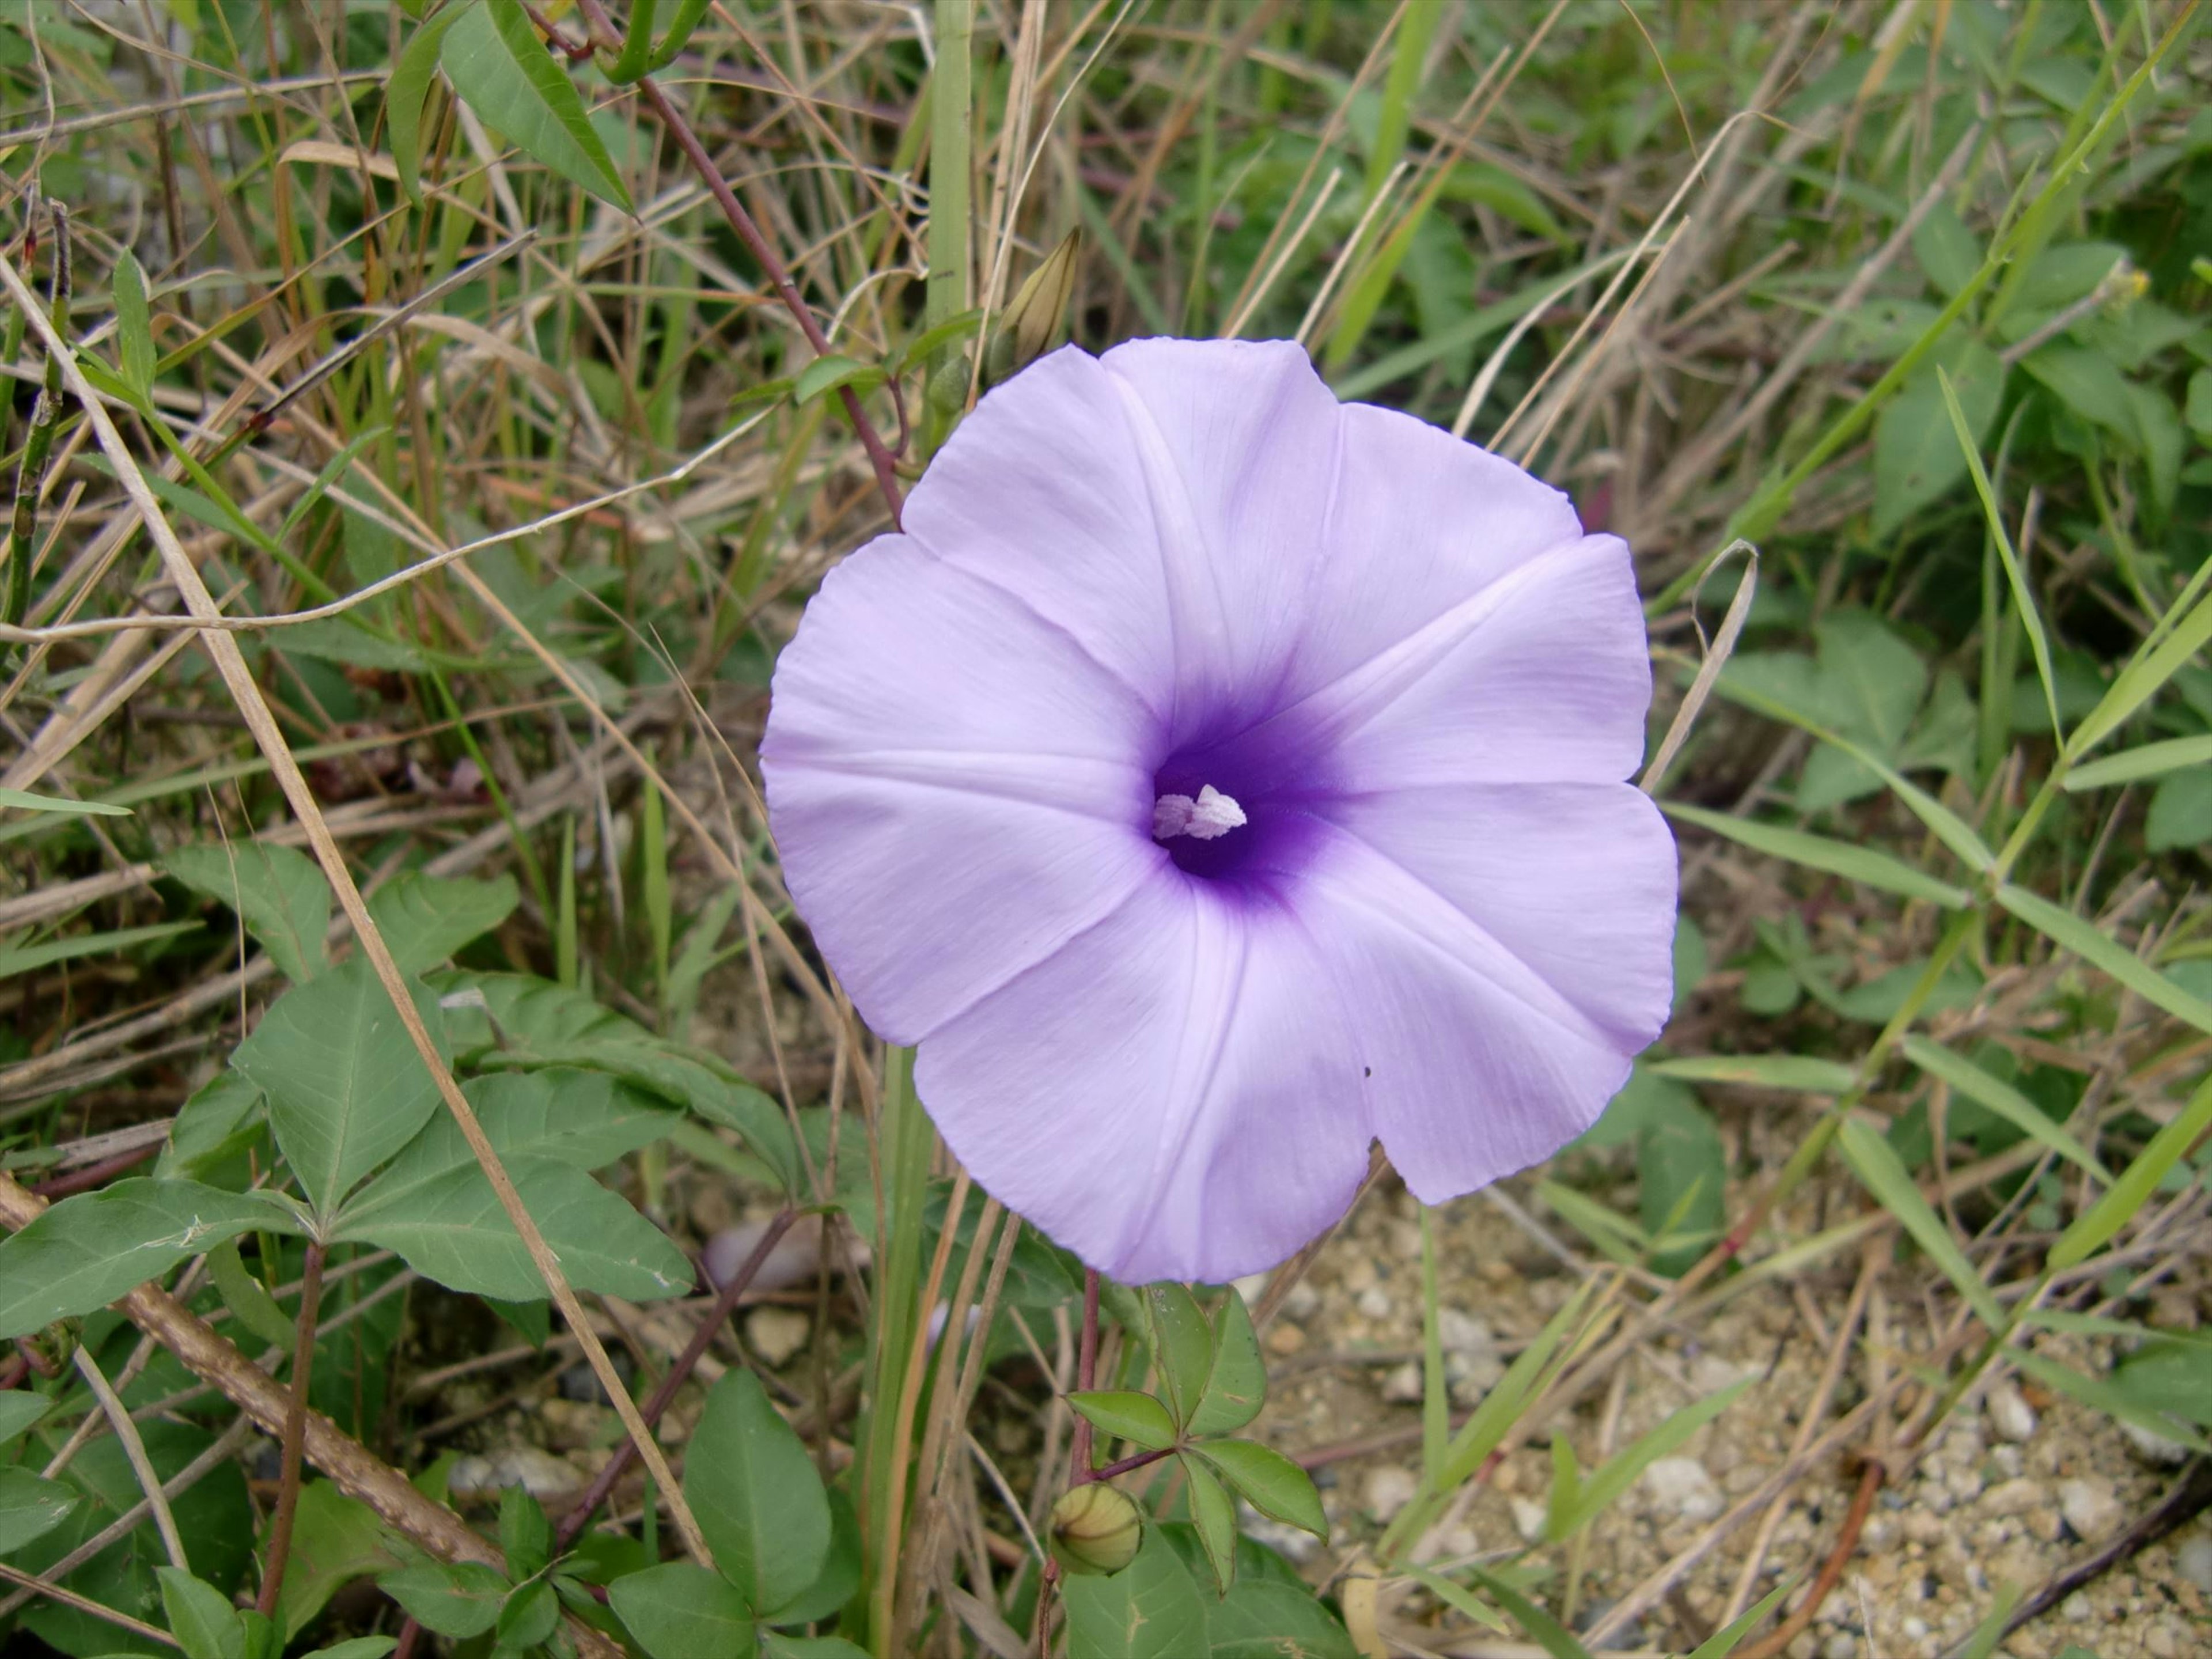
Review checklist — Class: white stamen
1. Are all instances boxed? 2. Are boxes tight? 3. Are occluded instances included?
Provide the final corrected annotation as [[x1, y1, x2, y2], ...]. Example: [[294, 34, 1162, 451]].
[[1153, 784, 1247, 842]]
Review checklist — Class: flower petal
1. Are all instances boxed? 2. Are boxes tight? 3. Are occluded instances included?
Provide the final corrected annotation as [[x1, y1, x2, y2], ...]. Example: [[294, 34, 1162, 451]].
[[1244, 533, 1651, 789], [1320, 783, 1677, 1054], [918, 876, 1372, 1283], [763, 536, 1162, 1044], [1095, 338, 1345, 729], [901, 347, 1181, 716], [1294, 808, 1672, 1205], [1286, 402, 1587, 704]]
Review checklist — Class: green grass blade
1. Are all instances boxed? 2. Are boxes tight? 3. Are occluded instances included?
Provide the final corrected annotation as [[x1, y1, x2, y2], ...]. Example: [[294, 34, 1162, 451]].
[[1900, 1035, 2109, 1181], [2049, 1067, 2212, 1271], [1995, 884, 2212, 1037], [1838, 1118, 2003, 1328], [1662, 801, 1971, 908], [2063, 733, 2212, 790]]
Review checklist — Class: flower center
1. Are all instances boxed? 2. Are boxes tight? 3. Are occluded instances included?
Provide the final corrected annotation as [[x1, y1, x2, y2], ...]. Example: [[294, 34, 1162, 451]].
[[1152, 784, 1247, 842]]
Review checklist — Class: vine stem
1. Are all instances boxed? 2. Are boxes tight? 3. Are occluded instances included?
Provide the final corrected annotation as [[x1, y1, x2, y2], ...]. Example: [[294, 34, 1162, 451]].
[[1069, 1268, 1100, 1482], [552, 1209, 798, 1552], [563, 0, 906, 527], [256, 1239, 326, 1616]]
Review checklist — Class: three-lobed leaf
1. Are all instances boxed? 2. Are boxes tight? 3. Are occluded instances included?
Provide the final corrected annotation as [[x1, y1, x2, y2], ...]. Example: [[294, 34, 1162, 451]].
[[165, 842, 331, 984], [233, 957, 449, 1217], [366, 872, 518, 979]]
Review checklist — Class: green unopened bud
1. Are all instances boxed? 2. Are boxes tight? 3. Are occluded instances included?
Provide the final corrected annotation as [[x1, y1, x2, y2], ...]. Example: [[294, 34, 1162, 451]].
[[1049, 1482, 1142, 1577], [994, 228, 1082, 380]]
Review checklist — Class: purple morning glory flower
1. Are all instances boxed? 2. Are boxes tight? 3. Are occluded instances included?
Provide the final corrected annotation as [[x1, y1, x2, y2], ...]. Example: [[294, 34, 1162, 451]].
[[762, 339, 1676, 1285]]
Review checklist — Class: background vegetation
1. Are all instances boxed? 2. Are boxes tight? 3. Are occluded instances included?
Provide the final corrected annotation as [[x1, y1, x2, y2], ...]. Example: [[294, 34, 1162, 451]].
[[0, 2, 2208, 1657]]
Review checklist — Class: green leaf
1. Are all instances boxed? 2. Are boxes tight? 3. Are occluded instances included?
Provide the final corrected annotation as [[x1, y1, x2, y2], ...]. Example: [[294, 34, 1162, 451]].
[[609, 1562, 756, 1659], [0, 1467, 78, 1554], [156, 1566, 244, 1659], [2146, 769, 2212, 854], [272, 1484, 415, 1639], [1648, 1055, 1855, 1093], [2012, 1350, 2209, 1454], [393, 1067, 676, 1172], [792, 354, 887, 406], [1838, 1119, 2002, 1327], [2063, 734, 2212, 790], [442, 971, 800, 1189], [2051, 1068, 2212, 1272], [2021, 345, 2135, 437], [377, 1563, 510, 1638], [2111, 1340, 2212, 1431], [1900, 1036, 2109, 1181], [0, 920, 203, 980], [389, 0, 476, 204], [0, 1392, 53, 1443], [299, 1641, 399, 1659], [495, 1577, 558, 1649], [684, 1369, 832, 1616], [0, 1179, 301, 1342], [1461, 1563, 1595, 1659], [1067, 1391, 1179, 1454], [157, 1073, 267, 1184], [335, 1153, 690, 1301], [1179, 1454, 1237, 1597], [166, 841, 332, 984], [1194, 1441, 1325, 1539], [1637, 1087, 1726, 1277], [112, 250, 155, 402], [1145, 1284, 1215, 1430], [759, 1486, 861, 1628], [1941, 365, 2062, 743], [1873, 338, 2003, 535], [760, 1638, 872, 1659], [2070, 585, 2212, 758], [498, 1486, 550, 1582], [1996, 883, 2212, 1037], [1660, 801, 1970, 908], [233, 957, 449, 1217], [1186, 1289, 1264, 1437], [1688, 1577, 1797, 1658], [1061, 1525, 1211, 1659], [1547, 1378, 1751, 1541], [440, 0, 631, 210], [208, 1238, 299, 1353], [367, 872, 518, 978], [0, 785, 131, 817]]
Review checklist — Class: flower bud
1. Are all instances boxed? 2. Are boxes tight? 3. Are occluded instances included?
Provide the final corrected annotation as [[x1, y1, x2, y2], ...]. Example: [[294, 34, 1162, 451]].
[[1048, 1482, 1142, 1577]]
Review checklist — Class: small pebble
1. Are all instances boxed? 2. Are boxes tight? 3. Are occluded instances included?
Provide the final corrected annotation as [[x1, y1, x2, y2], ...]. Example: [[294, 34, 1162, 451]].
[[1903, 1617, 1929, 1640], [1355, 1286, 1392, 1321], [448, 1444, 584, 1502], [1642, 1456, 1724, 1522], [2058, 1477, 2124, 1544], [704, 1214, 855, 1294], [1986, 1378, 2037, 1442], [1279, 1281, 1321, 1321], [1983, 1476, 2043, 1517], [1362, 1465, 1418, 1522], [1509, 1497, 1548, 1544], [747, 1305, 811, 1368], [2122, 1421, 2192, 1467], [1821, 1634, 1856, 1659], [1380, 1360, 1423, 1404], [2061, 1592, 2094, 1622], [1436, 1309, 1494, 1354], [2173, 1531, 2212, 1594], [1265, 1323, 1305, 1356]]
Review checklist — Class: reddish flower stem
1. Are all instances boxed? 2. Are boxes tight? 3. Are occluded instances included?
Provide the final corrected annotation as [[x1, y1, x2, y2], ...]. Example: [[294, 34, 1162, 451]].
[[256, 1240, 327, 1616], [564, 0, 906, 528], [1090, 1445, 1173, 1484], [31, 1143, 159, 1200], [551, 1208, 798, 1552], [1070, 1268, 1101, 1483]]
